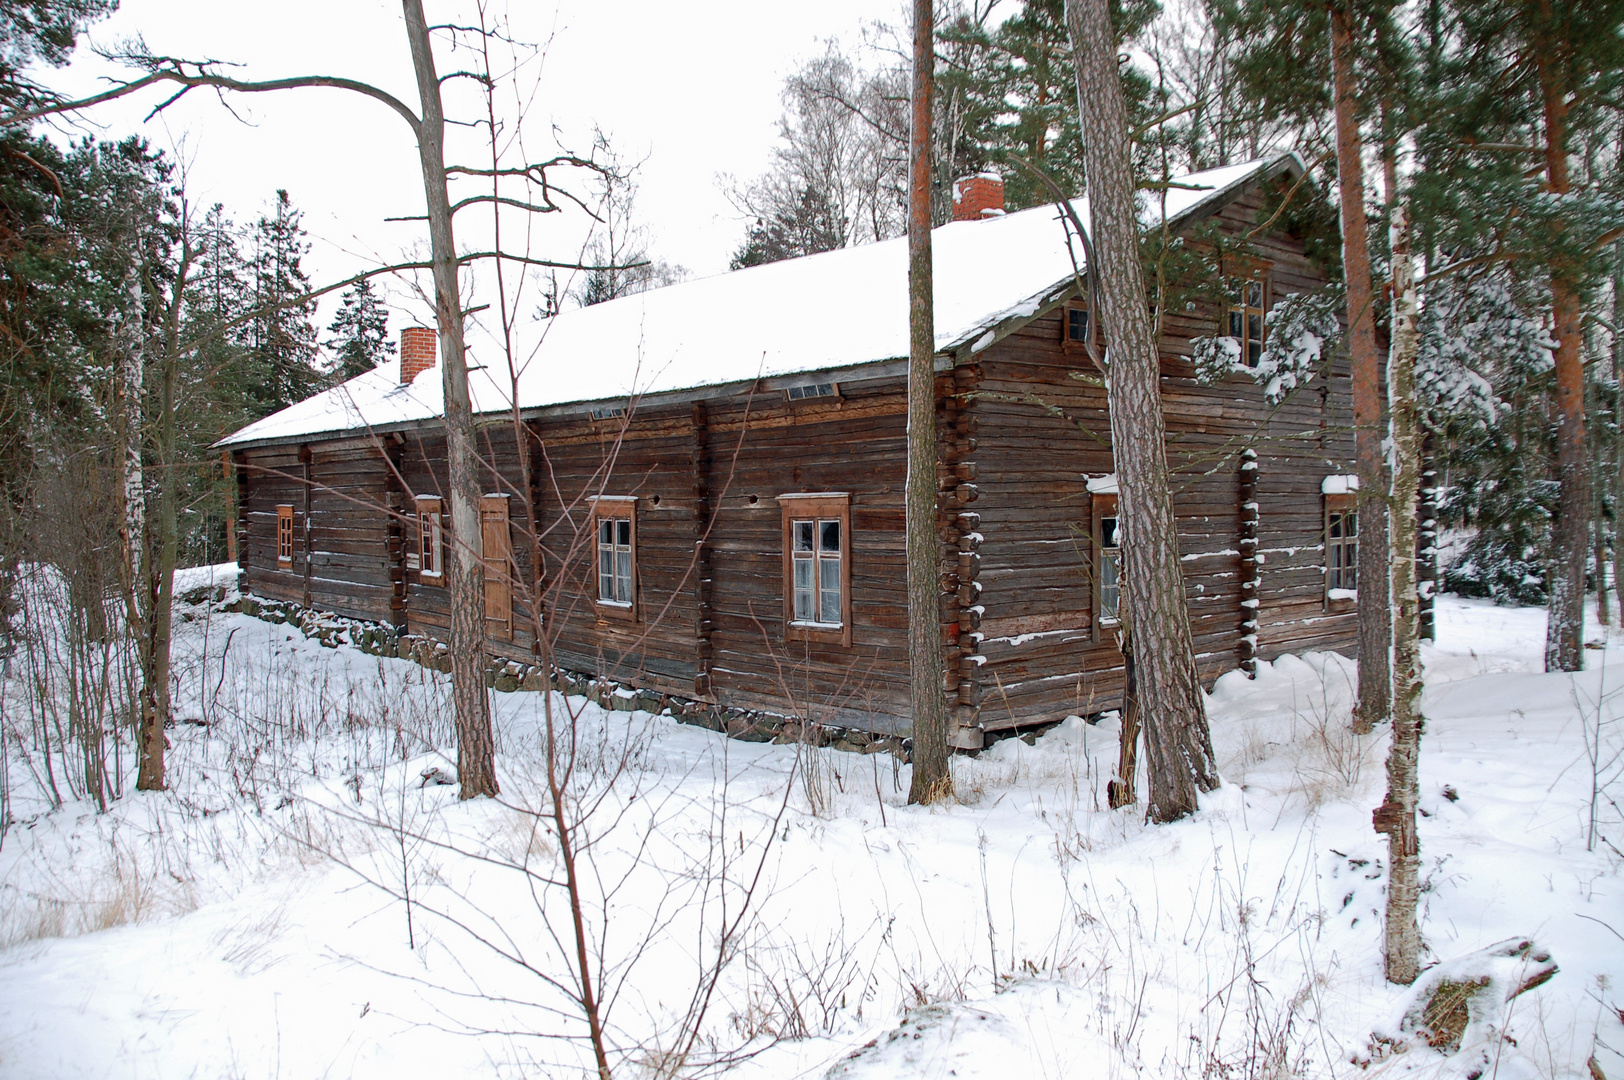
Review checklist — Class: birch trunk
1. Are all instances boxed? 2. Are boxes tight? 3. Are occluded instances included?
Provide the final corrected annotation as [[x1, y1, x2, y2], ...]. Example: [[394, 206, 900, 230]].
[[1377, 204, 1422, 985], [117, 261, 144, 612], [1418, 433, 1437, 642], [1065, 0, 1218, 823], [1613, 243, 1624, 628], [117, 258, 153, 786], [906, 0, 951, 804], [1539, 39, 1587, 672], [1330, 5, 1392, 734], [1596, 516, 1610, 626], [403, 0, 498, 798]]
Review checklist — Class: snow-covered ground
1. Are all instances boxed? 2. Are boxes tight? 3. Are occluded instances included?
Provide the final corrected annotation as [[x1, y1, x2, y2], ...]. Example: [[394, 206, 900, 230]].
[[0, 576, 1619, 1079]]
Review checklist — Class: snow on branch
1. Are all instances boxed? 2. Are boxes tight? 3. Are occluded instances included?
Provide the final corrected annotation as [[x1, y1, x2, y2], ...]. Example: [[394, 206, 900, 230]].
[[1417, 271, 1546, 430], [1192, 287, 1342, 403]]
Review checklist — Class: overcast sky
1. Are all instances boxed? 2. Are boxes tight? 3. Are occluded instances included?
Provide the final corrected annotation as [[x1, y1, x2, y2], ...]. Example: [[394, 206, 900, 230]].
[[46, 0, 902, 339]]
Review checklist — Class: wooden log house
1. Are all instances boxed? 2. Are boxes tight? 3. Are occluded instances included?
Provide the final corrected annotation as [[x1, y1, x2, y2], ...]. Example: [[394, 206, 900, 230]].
[[220, 154, 1358, 748]]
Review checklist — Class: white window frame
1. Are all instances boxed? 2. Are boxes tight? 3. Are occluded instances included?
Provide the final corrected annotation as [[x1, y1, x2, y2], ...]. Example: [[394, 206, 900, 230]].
[[1325, 492, 1358, 605], [1092, 491, 1122, 637]]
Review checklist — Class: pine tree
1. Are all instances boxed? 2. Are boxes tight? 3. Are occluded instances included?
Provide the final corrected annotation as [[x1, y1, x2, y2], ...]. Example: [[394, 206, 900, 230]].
[[324, 278, 394, 381], [1417, 0, 1624, 671], [0, 0, 116, 111], [940, 0, 1160, 210], [1213, 0, 1410, 733], [245, 189, 320, 414]]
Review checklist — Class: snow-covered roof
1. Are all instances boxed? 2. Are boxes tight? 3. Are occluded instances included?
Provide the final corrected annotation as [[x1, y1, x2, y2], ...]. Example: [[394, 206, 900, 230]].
[[220, 154, 1299, 449]]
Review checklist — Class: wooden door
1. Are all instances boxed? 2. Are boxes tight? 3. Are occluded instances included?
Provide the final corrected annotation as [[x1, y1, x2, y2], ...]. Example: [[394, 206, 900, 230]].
[[480, 494, 512, 639]]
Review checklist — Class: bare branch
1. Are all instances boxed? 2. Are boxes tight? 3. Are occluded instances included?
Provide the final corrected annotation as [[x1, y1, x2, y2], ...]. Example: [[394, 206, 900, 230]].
[[449, 194, 562, 216], [0, 54, 422, 133]]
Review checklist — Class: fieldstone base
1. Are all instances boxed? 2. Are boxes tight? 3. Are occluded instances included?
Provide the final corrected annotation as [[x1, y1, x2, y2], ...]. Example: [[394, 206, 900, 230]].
[[232, 595, 910, 761]]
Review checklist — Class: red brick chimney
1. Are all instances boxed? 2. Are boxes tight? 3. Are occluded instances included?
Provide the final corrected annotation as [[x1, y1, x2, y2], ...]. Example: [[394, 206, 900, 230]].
[[952, 172, 1005, 222], [400, 326, 438, 385]]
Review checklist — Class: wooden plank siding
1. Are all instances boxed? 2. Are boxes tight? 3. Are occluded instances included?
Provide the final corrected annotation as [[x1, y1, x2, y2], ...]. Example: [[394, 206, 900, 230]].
[[965, 181, 1355, 731], [399, 425, 542, 661], [231, 170, 1356, 738]]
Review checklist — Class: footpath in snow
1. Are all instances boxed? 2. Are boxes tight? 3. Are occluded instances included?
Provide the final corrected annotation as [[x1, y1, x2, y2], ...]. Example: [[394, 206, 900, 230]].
[[0, 574, 1619, 1079]]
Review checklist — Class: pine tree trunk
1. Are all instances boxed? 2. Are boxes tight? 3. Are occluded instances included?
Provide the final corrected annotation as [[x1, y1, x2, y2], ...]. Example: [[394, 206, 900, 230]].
[[404, 0, 498, 798], [1331, 5, 1392, 734], [1065, 0, 1218, 823], [1539, 35, 1587, 672], [906, 0, 951, 805], [1377, 204, 1423, 985]]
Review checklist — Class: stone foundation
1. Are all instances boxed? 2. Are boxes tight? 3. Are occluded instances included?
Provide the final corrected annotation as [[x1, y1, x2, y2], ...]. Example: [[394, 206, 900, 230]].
[[232, 595, 909, 760]]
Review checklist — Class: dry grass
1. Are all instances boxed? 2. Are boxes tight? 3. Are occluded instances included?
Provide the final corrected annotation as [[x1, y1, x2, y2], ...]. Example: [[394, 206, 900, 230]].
[[0, 838, 196, 948]]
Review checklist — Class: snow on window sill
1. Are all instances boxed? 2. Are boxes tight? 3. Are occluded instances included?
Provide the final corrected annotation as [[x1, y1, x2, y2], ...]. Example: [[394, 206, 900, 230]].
[[1327, 588, 1357, 602]]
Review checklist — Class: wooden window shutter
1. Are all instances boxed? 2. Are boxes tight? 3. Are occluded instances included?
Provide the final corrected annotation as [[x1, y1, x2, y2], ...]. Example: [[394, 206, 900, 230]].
[[481, 494, 512, 638]]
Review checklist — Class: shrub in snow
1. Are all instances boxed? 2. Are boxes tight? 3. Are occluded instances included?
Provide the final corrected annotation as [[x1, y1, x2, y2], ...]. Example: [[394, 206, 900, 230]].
[[1192, 287, 1343, 404]]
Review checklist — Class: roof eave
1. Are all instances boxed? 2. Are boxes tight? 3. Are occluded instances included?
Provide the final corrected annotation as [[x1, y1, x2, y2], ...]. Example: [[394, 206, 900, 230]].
[[217, 354, 950, 452]]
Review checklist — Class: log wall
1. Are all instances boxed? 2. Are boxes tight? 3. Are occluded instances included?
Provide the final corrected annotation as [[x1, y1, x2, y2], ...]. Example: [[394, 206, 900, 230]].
[[232, 171, 1357, 738], [966, 181, 1356, 732]]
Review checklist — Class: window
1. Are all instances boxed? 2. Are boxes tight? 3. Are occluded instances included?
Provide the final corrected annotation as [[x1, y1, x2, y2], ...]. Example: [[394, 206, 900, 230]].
[[1325, 493, 1358, 603], [276, 504, 295, 568], [785, 382, 838, 401], [1225, 272, 1269, 367], [590, 496, 637, 619], [1091, 491, 1121, 632], [1063, 303, 1098, 353], [416, 496, 443, 580], [778, 493, 852, 646]]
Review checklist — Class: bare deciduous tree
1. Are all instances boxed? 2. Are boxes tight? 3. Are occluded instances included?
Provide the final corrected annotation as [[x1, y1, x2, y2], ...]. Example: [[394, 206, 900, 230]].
[[6, 2, 622, 799]]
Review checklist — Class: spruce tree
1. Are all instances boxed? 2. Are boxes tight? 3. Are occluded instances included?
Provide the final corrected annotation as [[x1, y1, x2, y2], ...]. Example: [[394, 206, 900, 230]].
[[245, 189, 321, 414], [324, 278, 394, 381]]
